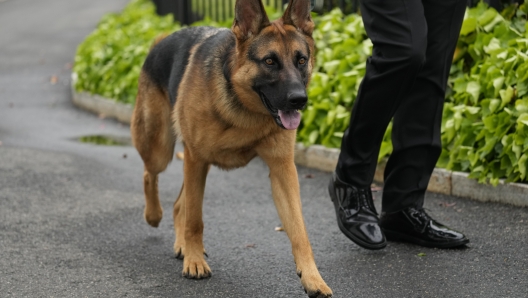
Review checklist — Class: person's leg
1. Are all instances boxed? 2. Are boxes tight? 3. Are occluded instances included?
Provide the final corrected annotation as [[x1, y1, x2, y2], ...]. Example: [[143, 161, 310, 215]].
[[336, 0, 427, 188], [379, 0, 469, 249], [382, 0, 467, 213], [330, 0, 428, 250]]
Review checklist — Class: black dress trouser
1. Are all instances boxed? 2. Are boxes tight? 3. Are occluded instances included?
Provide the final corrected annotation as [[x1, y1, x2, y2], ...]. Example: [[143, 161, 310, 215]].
[[336, 0, 467, 213]]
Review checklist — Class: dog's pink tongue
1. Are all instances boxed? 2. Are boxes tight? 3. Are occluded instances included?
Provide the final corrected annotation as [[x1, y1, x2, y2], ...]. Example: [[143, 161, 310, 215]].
[[278, 110, 301, 130]]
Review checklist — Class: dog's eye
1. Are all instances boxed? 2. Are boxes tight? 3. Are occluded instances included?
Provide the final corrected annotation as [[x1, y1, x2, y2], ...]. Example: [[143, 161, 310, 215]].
[[298, 58, 307, 65], [265, 58, 274, 65]]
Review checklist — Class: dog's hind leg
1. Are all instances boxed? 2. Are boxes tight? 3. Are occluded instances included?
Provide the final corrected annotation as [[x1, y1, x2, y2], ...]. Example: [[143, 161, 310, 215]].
[[131, 73, 176, 227], [179, 145, 211, 279], [141, 168, 166, 227]]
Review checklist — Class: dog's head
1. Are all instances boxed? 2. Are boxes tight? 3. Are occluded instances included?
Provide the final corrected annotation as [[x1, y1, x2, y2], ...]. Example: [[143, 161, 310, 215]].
[[229, 0, 315, 130]]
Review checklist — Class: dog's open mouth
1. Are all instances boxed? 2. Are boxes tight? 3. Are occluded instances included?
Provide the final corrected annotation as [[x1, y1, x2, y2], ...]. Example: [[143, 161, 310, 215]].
[[259, 92, 301, 130]]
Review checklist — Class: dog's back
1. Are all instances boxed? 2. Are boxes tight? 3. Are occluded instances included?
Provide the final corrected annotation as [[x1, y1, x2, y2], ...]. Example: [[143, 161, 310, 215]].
[[141, 26, 233, 106]]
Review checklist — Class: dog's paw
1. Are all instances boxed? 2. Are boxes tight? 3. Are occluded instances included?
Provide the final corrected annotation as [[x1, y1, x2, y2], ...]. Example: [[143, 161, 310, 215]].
[[144, 206, 163, 227], [298, 270, 332, 298], [182, 256, 212, 279]]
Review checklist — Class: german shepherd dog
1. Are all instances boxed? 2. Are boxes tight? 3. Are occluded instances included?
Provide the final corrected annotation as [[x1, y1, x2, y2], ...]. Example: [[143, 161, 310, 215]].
[[131, 0, 332, 296]]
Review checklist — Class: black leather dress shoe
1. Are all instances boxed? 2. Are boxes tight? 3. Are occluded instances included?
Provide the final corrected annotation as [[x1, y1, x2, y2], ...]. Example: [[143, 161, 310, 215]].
[[379, 207, 469, 248], [328, 172, 386, 250]]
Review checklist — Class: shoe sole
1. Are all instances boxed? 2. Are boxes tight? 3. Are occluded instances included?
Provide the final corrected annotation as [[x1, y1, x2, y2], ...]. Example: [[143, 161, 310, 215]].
[[328, 178, 387, 250], [382, 229, 469, 249]]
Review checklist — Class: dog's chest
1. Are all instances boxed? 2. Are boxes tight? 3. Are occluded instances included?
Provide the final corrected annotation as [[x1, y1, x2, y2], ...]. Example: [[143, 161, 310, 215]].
[[209, 146, 258, 170], [175, 101, 278, 170], [195, 125, 274, 170]]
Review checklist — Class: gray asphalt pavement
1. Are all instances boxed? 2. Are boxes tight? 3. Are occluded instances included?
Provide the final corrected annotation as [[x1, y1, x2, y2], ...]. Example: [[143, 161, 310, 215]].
[[1, 0, 527, 297]]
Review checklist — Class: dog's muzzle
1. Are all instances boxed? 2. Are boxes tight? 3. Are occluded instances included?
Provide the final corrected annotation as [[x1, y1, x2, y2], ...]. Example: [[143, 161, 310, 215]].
[[259, 91, 306, 130]]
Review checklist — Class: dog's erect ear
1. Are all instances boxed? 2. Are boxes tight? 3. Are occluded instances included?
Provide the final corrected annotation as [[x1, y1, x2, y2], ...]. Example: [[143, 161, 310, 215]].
[[232, 0, 270, 40], [282, 0, 314, 36]]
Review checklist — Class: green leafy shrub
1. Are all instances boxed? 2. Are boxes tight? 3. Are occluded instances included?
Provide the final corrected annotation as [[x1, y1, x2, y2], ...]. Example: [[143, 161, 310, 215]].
[[438, 2, 528, 185], [73, 0, 181, 104]]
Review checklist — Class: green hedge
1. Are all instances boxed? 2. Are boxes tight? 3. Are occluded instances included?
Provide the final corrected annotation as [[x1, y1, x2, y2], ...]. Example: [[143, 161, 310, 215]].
[[73, 0, 180, 104], [73, 0, 528, 184], [439, 3, 528, 185]]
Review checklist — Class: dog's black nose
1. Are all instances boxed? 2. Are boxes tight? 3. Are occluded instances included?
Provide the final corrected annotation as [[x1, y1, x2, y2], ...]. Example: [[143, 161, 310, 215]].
[[287, 90, 307, 109]]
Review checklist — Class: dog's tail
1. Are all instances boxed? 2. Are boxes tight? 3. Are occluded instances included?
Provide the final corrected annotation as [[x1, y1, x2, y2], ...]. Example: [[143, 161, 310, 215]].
[[150, 33, 169, 50]]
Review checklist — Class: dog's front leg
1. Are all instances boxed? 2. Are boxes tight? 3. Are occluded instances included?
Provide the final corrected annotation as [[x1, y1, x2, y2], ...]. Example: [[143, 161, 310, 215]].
[[265, 157, 332, 297], [181, 145, 211, 279]]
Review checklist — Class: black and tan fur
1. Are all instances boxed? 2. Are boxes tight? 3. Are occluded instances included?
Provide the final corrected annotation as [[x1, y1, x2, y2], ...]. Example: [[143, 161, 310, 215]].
[[131, 0, 331, 296]]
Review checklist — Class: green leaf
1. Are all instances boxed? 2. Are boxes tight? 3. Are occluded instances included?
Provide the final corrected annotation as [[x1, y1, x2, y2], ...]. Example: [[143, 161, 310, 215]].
[[483, 37, 501, 53], [499, 86, 514, 107], [489, 99, 501, 113], [308, 130, 319, 145], [467, 81, 481, 103], [478, 9, 498, 27], [493, 76, 505, 97], [483, 14, 505, 32], [461, 17, 477, 36]]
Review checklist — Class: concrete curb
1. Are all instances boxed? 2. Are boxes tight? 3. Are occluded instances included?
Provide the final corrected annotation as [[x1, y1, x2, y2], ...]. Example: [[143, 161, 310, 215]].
[[71, 74, 134, 124], [294, 145, 528, 207], [71, 83, 528, 207]]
